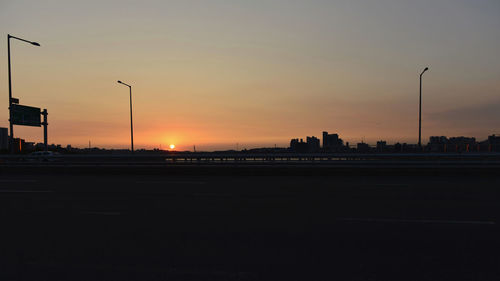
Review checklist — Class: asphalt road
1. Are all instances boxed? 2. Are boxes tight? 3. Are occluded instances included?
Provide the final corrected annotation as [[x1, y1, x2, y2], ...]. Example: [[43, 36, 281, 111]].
[[1, 169, 499, 280]]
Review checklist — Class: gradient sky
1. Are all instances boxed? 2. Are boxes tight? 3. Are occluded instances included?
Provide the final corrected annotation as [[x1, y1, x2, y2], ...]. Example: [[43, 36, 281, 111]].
[[1, 0, 499, 150]]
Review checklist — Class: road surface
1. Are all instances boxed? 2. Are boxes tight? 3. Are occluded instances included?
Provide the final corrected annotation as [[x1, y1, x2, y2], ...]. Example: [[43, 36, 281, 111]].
[[0, 167, 499, 280]]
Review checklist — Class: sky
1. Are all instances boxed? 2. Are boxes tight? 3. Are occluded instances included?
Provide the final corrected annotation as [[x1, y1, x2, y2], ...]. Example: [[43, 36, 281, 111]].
[[0, 0, 499, 150]]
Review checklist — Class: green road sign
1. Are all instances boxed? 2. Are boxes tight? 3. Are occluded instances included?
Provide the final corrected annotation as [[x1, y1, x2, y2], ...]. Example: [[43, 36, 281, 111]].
[[11, 104, 41, 127]]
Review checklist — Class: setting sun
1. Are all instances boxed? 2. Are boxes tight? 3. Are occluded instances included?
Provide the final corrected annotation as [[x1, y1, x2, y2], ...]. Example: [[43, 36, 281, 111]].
[[169, 144, 175, 150]]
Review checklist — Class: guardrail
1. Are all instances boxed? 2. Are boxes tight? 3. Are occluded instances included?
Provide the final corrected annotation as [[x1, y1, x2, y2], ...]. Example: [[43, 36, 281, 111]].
[[2, 152, 500, 164]]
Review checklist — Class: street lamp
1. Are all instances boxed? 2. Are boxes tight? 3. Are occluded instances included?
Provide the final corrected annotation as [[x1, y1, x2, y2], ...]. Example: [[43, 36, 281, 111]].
[[117, 80, 134, 152], [7, 34, 40, 153], [418, 67, 429, 149]]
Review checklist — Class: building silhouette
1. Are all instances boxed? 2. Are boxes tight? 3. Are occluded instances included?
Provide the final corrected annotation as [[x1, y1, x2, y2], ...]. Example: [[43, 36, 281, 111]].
[[356, 142, 370, 153], [0, 127, 8, 151], [488, 135, 500, 151], [290, 138, 306, 153], [290, 136, 320, 153], [12, 138, 26, 153], [479, 134, 500, 152], [322, 132, 344, 152], [429, 136, 477, 152], [376, 141, 387, 152], [428, 136, 449, 152], [306, 136, 320, 153], [449, 137, 476, 152], [394, 142, 402, 152]]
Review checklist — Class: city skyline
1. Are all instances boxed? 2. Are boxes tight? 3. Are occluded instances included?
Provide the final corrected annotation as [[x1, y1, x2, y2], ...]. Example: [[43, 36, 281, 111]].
[[1, 0, 499, 150], [4, 129, 499, 153]]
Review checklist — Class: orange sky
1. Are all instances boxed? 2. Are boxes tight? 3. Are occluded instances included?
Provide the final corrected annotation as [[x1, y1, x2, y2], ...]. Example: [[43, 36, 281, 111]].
[[1, 1, 499, 150]]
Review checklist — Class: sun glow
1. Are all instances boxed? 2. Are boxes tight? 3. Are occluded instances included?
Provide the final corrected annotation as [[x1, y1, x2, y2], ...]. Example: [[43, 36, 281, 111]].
[[169, 144, 175, 150]]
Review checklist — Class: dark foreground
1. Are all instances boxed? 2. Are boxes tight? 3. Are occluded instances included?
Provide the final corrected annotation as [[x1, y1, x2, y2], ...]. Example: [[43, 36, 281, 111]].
[[1, 165, 499, 280]]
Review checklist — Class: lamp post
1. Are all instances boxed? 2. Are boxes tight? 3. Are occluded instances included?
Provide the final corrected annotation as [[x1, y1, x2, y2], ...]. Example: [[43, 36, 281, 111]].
[[418, 67, 429, 150], [117, 80, 134, 152], [7, 34, 40, 153]]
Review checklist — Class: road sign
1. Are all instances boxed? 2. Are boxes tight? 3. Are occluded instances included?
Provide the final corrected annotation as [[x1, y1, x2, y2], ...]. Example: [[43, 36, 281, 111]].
[[11, 104, 41, 127]]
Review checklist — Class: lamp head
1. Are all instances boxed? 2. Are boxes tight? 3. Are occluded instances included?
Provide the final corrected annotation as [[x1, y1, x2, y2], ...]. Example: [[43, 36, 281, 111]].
[[420, 67, 429, 76], [117, 80, 122, 84], [31, 42, 40, 46]]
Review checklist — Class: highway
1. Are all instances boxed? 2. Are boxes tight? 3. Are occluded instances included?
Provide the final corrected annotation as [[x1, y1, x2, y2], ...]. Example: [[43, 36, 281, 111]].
[[1, 164, 499, 280]]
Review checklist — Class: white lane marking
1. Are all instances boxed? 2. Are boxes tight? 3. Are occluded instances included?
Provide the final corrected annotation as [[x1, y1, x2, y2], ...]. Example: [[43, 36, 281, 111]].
[[80, 211, 121, 216], [0, 190, 53, 193], [338, 218, 495, 225], [0, 179, 38, 183], [136, 181, 206, 185]]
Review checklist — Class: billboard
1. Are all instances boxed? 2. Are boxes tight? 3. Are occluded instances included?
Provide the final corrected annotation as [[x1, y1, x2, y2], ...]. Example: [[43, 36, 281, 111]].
[[11, 104, 41, 127]]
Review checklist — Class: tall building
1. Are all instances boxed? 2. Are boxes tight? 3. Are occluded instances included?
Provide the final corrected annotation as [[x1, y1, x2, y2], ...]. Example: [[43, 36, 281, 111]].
[[0, 127, 8, 151], [322, 131, 344, 152]]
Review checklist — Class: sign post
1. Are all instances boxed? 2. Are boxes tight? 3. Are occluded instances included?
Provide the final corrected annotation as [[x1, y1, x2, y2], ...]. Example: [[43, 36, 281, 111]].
[[7, 34, 41, 153], [42, 109, 48, 151]]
